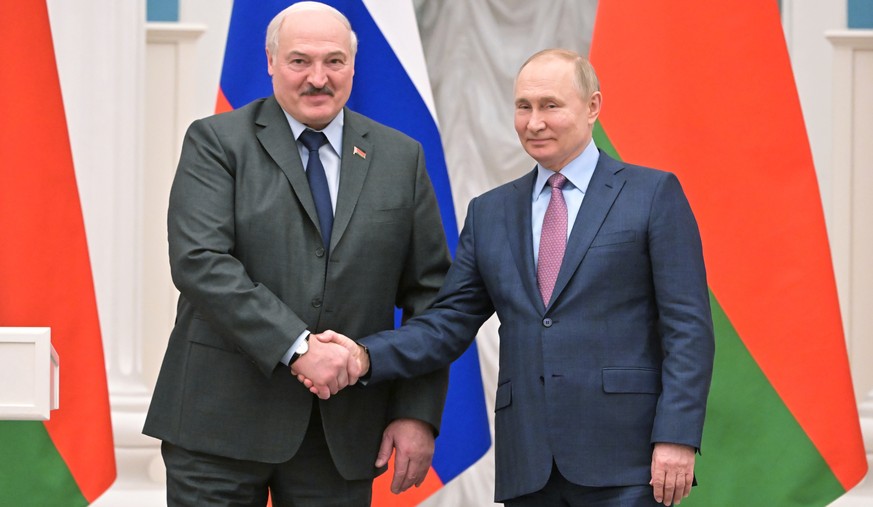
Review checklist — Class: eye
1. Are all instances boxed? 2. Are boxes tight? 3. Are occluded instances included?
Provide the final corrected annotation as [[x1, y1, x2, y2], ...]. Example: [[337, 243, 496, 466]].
[[326, 58, 346, 70]]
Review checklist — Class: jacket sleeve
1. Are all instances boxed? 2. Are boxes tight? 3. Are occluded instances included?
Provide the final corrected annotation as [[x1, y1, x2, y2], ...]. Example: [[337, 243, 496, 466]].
[[168, 119, 307, 378], [647, 172, 715, 449], [365, 196, 495, 394]]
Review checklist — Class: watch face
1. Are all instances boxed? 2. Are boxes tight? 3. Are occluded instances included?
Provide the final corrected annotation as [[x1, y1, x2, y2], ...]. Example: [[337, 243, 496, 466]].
[[300, 337, 309, 355]]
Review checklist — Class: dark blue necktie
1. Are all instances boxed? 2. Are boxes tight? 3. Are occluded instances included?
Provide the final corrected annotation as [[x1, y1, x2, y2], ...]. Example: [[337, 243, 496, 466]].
[[298, 129, 333, 250]]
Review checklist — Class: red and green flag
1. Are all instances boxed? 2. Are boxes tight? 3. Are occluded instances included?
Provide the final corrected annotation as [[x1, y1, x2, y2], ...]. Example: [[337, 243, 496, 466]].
[[0, 1, 116, 505], [590, 1, 867, 505]]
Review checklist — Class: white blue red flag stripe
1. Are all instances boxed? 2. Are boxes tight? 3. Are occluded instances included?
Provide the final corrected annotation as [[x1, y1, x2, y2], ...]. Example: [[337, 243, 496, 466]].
[[217, 1, 491, 503]]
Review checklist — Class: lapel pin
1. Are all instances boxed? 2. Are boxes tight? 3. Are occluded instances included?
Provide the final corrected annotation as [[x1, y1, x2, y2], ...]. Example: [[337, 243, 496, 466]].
[[353, 146, 367, 159]]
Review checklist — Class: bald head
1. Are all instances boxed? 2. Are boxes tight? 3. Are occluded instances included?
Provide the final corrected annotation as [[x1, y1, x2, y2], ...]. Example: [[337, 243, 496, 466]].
[[266, 1, 358, 58]]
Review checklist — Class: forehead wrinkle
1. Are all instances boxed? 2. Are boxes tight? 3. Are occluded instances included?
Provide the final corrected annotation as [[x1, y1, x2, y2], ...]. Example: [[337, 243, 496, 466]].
[[284, 48, 348, 58]]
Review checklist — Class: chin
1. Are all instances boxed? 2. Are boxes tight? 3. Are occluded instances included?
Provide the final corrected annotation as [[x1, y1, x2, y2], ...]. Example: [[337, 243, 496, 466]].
[[300, 112, 336, 128], [526, 148, 553, 161]]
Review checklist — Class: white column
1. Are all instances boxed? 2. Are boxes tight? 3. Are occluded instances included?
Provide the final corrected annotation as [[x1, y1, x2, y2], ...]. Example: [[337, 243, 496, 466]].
[[88, 22, 206, 506], [826, 29, 873, 506], [44, 0, 158, 504]]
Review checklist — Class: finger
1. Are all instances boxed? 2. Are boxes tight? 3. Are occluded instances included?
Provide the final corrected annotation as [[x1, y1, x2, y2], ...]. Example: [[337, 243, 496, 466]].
[[672, 473, 687, 505], [406, 459, 429, 489], [347, 360, 361, 385], [682, 473, 693, 499], [315, 385, 331, 400], [651, 470, 666, 504], [344, 353, 361, 384], [662, 475, 677, 506], [391, 454, 410, 493], [313, 331, 335, 343], [375, 432, 394, 468], [336, 367, 349, 390]]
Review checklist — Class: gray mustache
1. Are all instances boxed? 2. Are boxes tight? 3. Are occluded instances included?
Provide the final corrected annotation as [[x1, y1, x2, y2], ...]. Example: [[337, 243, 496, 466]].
[[302, 86, 334, 97]]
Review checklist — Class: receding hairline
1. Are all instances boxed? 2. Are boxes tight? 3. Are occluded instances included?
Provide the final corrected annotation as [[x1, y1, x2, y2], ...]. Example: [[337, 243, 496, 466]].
[[517, 49, 600, 98], [265, 1, 358, 58]]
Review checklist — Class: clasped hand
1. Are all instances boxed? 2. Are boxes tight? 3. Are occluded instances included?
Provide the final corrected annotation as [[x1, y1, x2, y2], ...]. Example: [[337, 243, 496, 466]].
[[293, 333, 431, 494], [290, 330, 369, 399]]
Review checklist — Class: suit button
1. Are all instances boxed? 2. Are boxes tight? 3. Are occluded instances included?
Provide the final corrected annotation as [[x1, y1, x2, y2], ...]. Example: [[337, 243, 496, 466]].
[[315, 248, 325, 258], [312, 297, 322, 308], [542, 318, 552, 327]]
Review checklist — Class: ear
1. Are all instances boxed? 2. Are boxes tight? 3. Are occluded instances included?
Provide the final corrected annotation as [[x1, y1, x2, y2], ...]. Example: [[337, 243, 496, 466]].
[[587, 91, 602, 126], [266, 48, 274, 76]]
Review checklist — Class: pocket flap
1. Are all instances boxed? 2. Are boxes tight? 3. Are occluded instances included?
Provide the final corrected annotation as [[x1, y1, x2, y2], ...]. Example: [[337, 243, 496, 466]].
[[494, 380, 512, 411], [602, 367, 661, 394], [189, 315, 236, 352], [590, 230, 636, 248]]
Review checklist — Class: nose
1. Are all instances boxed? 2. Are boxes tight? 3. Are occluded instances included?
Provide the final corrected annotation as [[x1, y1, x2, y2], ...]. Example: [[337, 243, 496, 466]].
[[527, 111, 545, 132], [307, 63, 328, 88]]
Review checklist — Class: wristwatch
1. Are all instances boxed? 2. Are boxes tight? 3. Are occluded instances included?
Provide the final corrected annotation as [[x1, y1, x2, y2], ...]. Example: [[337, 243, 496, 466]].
[[289, 335, 310, 364]]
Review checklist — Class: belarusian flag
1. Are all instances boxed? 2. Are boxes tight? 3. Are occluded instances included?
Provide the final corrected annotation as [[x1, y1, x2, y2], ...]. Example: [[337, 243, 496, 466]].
[[590, 1, 867, 505], [0, 1, 116, 505]]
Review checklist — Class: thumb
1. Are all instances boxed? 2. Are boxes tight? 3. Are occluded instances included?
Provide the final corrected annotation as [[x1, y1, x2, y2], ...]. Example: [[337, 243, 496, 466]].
[[375, 432, 394, 468], [313, 330, 337, 343]]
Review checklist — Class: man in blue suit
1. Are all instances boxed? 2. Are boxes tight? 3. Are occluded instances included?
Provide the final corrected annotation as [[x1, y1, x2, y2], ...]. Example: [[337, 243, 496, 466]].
[[306, 48, 715, 506]]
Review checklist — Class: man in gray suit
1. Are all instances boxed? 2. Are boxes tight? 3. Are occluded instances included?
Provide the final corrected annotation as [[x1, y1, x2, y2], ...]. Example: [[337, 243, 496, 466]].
[[309, 49, 715, 506], [143, 2, 450, 505]]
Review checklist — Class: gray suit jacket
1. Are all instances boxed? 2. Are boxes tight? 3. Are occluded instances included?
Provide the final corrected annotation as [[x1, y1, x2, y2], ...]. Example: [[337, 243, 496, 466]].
[[362, 152, 715, 501], [143, 96, 451, 480]]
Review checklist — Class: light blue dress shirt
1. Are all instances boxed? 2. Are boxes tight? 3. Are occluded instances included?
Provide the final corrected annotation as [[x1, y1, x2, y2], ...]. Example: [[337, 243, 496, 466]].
[[280, 110, 345, 366], [531, 139, 599, 267]]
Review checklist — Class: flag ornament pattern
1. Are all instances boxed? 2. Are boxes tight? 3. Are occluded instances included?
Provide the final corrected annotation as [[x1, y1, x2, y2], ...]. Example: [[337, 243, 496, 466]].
[[218, 1, 491, 505], [0, 1, 116, 505], [590, 1, 866, 505]]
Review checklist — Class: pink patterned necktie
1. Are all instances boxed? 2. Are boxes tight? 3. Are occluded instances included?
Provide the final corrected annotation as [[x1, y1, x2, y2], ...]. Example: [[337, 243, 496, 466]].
[[537, 172, 568, 305]]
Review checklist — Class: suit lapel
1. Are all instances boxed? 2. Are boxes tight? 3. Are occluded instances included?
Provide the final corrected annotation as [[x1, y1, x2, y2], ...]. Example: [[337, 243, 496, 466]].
[[255, 96, 321, 233], [331, 109, 372, 251], [548, 151, 626, 310], [505, 170, 543, 311]]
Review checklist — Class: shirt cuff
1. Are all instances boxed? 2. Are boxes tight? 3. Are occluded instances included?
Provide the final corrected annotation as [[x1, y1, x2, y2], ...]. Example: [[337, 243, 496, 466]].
[[280, 330, 310, 366]]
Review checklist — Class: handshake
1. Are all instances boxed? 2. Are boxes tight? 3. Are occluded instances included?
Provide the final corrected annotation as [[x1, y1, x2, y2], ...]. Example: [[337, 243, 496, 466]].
[[290, 331, 370, 399]]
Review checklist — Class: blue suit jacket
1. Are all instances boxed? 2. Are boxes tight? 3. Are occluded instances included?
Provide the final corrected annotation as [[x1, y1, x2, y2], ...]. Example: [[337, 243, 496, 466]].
[[361, 150, 715, 502]]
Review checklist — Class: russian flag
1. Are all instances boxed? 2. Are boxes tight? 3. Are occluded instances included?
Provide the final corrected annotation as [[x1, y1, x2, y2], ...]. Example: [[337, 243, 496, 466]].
[[217, 1, 491, 504]]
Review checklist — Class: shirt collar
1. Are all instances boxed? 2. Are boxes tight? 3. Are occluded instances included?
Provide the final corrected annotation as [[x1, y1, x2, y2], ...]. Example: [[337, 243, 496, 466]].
[[283, 108, 345, 156], [532, 139, 600, 202]]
